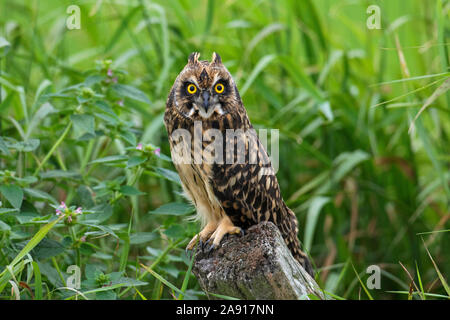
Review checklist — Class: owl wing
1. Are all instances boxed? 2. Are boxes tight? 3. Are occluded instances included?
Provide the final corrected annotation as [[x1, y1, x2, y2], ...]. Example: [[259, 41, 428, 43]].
[[210, 120, 293, 233], [209, 123, 314, 274]]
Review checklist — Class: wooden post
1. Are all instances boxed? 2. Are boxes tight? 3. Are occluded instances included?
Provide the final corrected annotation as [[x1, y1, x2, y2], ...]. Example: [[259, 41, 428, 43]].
[[192, 221, 326, 300]]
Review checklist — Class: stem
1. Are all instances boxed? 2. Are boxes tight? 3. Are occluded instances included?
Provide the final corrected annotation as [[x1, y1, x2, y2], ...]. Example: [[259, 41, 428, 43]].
[[33, 121, 72, 176], [80, 139, 95, 172], [70, 226, 81, 267], [110, 166, 144, 205], [56, 148, 67, 171], [52, 257, 67, 287]]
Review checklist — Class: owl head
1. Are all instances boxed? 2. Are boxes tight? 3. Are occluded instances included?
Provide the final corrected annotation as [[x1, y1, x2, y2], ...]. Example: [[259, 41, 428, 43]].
[[167, 52, 242, 120]]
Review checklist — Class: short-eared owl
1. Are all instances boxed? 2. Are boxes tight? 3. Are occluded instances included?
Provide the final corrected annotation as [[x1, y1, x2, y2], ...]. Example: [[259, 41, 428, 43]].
[[164, 52, 313, 276]]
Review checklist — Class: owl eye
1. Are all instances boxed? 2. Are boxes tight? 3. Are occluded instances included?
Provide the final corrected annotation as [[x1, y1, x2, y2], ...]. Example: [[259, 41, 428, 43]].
[[214, 83, 225, 94], [186, 84, 197, 95]]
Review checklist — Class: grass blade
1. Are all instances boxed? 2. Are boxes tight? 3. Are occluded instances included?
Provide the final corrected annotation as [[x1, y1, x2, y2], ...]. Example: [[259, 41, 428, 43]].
[[140, 263, 184, 297], [350, 262, 373, 300], [32, 261, 43, 300], [422, 238, 450, 296]]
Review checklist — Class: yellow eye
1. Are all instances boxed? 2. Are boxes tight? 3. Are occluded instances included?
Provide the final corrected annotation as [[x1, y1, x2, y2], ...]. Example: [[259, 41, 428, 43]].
[[215, 83, 224, 94], [187, 84, 197, 94]]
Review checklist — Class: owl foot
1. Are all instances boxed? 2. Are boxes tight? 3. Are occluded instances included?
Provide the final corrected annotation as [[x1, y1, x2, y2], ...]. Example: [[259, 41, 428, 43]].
[[186, 221, 218, 252], [204, 216, 243, 253]]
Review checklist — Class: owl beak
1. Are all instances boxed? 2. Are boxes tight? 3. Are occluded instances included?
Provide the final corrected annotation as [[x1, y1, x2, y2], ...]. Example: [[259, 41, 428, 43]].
[[202, 91, 210, 111]]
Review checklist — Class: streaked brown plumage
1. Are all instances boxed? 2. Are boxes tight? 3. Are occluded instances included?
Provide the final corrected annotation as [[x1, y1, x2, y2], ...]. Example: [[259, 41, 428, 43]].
[[164, 52, 313, 276]]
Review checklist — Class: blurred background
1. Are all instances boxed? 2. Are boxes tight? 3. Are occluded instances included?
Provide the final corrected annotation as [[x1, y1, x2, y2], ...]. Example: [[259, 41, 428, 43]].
[[0, 0, 448, 300]]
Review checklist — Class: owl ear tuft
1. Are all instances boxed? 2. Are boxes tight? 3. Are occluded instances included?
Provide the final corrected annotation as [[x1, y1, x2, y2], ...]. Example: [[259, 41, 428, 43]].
[[188, 52, 200, 65], [211, 52, 222, 65]]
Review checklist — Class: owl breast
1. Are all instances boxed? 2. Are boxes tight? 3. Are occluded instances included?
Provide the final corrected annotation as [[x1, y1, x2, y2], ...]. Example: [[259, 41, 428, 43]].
[[167, 114, 226, 227]]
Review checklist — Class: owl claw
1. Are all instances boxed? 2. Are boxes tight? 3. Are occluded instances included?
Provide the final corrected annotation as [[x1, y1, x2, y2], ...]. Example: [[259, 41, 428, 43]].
[[204, 243, 216, 254], [203, 238, 212, 252]]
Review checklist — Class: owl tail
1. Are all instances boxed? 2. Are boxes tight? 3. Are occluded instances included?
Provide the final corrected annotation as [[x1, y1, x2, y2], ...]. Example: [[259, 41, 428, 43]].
[[293, 251, 314, 277]]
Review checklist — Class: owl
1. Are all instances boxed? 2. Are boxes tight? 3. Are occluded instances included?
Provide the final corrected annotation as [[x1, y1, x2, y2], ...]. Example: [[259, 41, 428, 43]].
[[164, 52, 313, 276]]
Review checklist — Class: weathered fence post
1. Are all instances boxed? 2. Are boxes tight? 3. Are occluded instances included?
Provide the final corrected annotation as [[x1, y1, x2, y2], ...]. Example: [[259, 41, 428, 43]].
[[192, 221, 326, 300]]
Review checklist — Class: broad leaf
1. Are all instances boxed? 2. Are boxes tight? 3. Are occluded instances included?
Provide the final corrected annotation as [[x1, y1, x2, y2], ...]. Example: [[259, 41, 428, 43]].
[[149, 202, 195, 216], [0, 184, 23, 209]]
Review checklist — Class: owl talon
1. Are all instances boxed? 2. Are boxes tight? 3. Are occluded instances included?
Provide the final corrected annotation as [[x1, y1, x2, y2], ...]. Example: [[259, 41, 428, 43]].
[[204, 238, 213, 251], [206, 216, 243, 248], [204, 243, 216, 254]]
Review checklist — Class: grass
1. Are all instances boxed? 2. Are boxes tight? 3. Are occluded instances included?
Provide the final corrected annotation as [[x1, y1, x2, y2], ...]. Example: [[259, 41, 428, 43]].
[[0, 0, 448, 300]]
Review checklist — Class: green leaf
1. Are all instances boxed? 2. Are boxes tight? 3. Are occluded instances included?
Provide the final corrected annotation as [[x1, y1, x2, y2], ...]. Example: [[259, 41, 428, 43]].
[[129, 232, 159, 244], [89, 155, 128, 164], [82, 204, 112, 224], [84, 75, 104, 86], [94, 112, 119, 125], [149, 202, 195, 216], [37, 262, 64, 288], [40, 170, 81, 179], [240, 54, 276, 96], [127, 156, 146, 168], [164, 225, 186, 239], [93, 101, 120, 125], [280, 56, 325, 102], [0, 184, 23, 209], [119, 130, 137, 146], [23, 188, 57, 205], [72, 185, 95, 209], [15, 212, 40, 224], [95, 290, 116, 300], [12, 175, 38, 185], [333, 150, 370, 182], [111, 84, 151, 104], [70, 114, 95, 139], [154, 167, 181, 185], [7, 139, 40, 152], [0, 137, 10, 155], [0, 220, 11, 231], [15, 238, 66, 259], [303, 196, 330, 252], [0, 36, 11, 57], [79, 222, 119, 239], [318, 101, 334, 121], [26, 102, 55, 139], [0, 208, 19, 216]]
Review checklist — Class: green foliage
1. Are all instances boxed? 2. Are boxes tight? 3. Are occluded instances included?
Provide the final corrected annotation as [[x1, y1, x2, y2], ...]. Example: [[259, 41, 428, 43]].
[[0, 0, 448, 300]]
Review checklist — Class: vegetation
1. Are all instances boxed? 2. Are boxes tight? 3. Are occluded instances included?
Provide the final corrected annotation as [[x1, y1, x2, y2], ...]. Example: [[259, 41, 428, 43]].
[[0, 0, 448, 300]]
